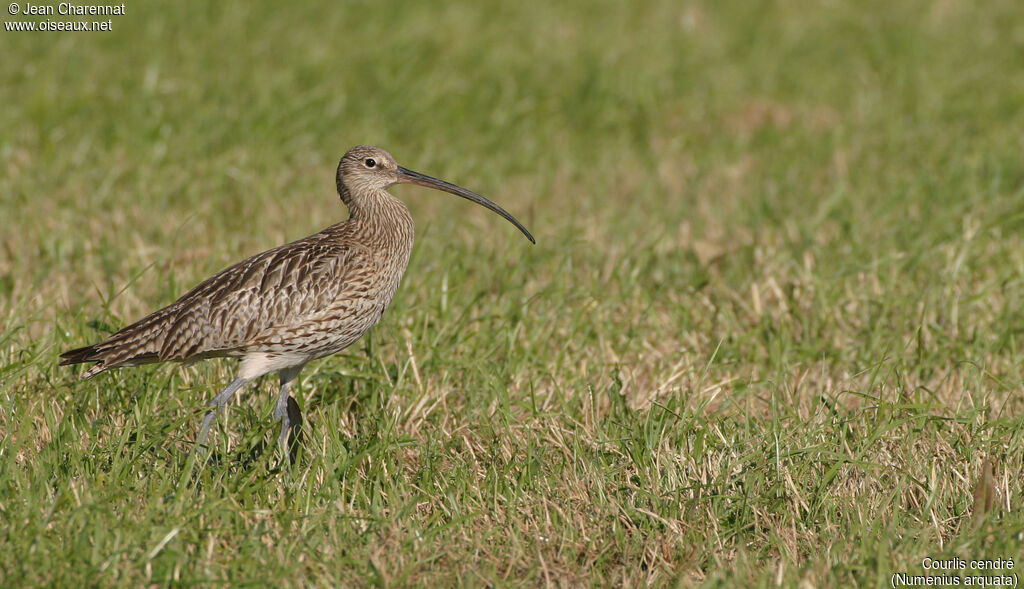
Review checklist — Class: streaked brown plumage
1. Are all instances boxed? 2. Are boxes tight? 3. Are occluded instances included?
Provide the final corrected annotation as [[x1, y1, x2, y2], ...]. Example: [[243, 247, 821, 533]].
[[60, 145, 534, 455]]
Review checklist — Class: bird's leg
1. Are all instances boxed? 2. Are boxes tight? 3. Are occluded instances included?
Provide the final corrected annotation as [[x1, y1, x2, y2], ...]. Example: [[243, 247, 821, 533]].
[[195, 377, 250, 451], [273, 380, 292, 451], [275, 366, 304, 463]]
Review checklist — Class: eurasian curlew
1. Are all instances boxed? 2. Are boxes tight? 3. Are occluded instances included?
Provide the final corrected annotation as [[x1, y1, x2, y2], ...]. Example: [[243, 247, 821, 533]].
[[60, 145, 534, 457]]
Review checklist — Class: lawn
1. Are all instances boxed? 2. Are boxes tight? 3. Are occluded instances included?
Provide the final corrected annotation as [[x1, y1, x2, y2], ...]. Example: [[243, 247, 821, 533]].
[[2, 0, 1024, 586]]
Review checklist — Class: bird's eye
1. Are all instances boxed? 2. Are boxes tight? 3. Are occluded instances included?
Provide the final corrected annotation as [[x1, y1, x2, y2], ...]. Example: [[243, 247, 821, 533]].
[[365, 158, 376, 168]]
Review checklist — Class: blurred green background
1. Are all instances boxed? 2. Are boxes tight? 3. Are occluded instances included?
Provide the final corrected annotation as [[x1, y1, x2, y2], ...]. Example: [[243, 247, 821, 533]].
[[3, 0, 1024, 586]]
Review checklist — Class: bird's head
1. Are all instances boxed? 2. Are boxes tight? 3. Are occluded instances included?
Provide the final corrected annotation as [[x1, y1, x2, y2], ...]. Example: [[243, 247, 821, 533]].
[[337, 145, 400, 193], [336, 145, 535, 243]]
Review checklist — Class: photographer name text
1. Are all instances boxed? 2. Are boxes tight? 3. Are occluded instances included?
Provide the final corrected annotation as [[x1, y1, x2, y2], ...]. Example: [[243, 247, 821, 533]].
[[17, 3, 124, 16]]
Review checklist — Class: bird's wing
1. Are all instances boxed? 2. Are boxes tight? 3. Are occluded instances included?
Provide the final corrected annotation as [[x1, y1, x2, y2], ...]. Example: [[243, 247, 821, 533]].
[[157, 235, 381, 360], [66, 231, 382, 372]]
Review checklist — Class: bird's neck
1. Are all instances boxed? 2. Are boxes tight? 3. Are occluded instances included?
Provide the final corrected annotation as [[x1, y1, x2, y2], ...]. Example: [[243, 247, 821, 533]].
[[340, 187, 415, 250]]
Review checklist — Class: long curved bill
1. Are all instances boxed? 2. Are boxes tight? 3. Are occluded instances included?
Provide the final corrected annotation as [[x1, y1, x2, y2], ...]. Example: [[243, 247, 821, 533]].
[[396, 166, 536, 244]]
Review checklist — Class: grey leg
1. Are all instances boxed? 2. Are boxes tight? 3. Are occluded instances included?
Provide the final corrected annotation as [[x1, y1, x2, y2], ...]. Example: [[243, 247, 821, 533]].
[[275, 366, 304, 462], [196, 377, 250, 450], [280, 396, 304, 466]]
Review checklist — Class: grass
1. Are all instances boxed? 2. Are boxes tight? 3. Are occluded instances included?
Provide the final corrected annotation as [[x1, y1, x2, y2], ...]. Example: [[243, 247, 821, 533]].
[[3, 0, 1024, 585]]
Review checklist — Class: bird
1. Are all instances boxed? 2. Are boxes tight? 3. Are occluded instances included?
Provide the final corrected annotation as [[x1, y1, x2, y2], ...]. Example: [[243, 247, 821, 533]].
[[60, 145, 535, 457]]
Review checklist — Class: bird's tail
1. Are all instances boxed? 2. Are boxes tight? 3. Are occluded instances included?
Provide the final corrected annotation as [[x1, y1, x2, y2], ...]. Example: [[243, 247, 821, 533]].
[[60, 339, 161, 379], [59, 343, 110, 379], [59, 344, 100, 366], [60, 313, 170, 379]]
